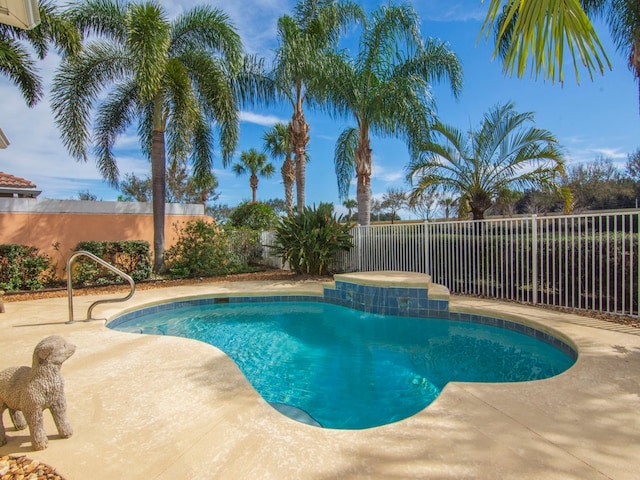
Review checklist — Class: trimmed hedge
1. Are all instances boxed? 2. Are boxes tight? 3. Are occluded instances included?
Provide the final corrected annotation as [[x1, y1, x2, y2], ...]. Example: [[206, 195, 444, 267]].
[[0, 244, 57, 291], [72, 240, 152, 286]]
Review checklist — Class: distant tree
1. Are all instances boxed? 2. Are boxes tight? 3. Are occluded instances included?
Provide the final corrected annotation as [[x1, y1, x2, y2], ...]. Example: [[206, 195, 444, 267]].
[[232, 148, 275, 203], [118, 167, 218, 204], [515, 189, 564, 215], [370, 198, 383, 222], [78, 189, 98, 201], [166, 158, 218, 204], [263, 198, 287, 216], [407, 102, 566, 220], [207, 203, 234, 224], [626, 148, 640, 205], [438, 196, 459, 220], [118, 173, 151, 202], [564, 156, 635, 211], [410, 190, 441, 220], [491, 188, 524, 216], [342, 198, 357, 220], [626, 149, 640, 181], [381, 188, 407, 224]]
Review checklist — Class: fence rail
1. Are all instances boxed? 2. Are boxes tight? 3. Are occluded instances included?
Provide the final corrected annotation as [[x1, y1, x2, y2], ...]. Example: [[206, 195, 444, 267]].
[[261, 211, 640, 317]]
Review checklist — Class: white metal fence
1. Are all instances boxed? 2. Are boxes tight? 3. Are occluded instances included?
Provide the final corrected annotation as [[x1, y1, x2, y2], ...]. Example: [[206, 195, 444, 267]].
[[261, 210, 640, 317]]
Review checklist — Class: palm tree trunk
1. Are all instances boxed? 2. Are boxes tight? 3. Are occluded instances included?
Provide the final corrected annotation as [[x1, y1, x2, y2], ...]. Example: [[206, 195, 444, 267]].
[[290, 106, 309, 213], [355, 131, 372, 226], [282, 154, 295, 215], [151, 129, 166, 273], [250, 174, 258, 203]]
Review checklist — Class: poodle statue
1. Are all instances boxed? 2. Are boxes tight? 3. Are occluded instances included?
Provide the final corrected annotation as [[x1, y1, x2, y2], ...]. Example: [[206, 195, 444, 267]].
[[0, 335, 75, 450]]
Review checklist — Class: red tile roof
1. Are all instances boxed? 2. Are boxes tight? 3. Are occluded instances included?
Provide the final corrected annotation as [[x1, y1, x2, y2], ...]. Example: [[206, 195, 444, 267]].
[[0, 171, 37, 189]]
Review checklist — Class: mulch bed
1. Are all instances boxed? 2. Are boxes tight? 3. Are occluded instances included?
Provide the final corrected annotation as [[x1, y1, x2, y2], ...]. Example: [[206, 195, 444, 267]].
[[0, 456, 65, 480], [3, 269, 324, 303]]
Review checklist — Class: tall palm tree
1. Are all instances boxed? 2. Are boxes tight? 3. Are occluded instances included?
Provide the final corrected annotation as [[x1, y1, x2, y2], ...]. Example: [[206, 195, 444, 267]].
[[322, 3, 463, 226], [273, 0, 364, 213], [232, 148, 275, 203], [1, 0, 80, 107], [406, 102, 566, 220], [51, 0, 268, 273], [480, 0, 611, 84], [263, 121, 295, 215]]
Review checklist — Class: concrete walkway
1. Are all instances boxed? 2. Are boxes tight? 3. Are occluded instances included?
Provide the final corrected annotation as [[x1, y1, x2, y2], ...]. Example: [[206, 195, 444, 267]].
[[1, 279, 639, 479]]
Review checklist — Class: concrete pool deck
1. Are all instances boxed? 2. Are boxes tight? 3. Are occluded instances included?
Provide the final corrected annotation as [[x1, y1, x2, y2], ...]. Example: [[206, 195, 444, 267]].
[[1, 277, 639, 479]]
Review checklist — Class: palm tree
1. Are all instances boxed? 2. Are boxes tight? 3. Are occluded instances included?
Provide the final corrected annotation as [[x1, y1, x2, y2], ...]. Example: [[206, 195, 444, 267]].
[[480, 0, 611, 84], [263, 122, 295, 215], [322, 3, 463, 226], [273, 0, 364, 213], [342, 198, 357, 220], [406, 102, 566, 220], [51, 0, 268, 273], [1, 0, 80, 107], [232, 148, 275, 203]]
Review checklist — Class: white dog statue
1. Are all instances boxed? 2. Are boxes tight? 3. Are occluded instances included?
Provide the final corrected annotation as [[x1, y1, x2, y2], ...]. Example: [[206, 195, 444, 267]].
[[0, 335, 75, 450]]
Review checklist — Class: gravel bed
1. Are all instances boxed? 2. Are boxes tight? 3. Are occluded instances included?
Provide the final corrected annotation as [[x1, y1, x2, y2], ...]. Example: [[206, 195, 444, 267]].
[[0, 456, 65, 480]]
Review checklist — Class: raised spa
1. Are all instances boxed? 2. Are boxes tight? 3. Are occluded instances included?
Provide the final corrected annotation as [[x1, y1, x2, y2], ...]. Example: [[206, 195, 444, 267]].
[[108, 273, 576, 429]]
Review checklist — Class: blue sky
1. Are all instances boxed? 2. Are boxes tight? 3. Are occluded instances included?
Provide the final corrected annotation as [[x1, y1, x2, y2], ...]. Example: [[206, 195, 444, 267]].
[[1, 0, 639, 218]]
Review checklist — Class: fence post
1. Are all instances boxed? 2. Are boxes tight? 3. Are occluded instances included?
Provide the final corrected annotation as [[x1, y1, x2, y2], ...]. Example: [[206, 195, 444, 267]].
[[531, 214, 538, 305], [357, 226, 363, 272], [424, 220, 430, 276]]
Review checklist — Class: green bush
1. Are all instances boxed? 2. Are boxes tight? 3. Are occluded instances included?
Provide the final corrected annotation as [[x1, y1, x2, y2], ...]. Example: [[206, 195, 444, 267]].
[[0, 244, 57, 291], [73, 240, 152, 286], [165, 220, 253, 278], [225, 227, 264, 264], [272, 203, 353, 275], [229, 202, 278, 230]]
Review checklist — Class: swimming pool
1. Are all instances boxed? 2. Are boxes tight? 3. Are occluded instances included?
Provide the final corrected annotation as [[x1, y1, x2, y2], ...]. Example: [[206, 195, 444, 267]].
[[109, 299, 576, 430]]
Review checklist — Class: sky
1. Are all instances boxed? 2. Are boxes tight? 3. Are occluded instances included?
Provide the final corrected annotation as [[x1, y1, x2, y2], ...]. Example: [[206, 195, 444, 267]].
[[1, 0, 639, 219]]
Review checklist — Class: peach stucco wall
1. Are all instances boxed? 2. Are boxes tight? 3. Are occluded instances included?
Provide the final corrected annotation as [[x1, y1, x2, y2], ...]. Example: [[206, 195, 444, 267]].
[[0, 199, 212, 276]]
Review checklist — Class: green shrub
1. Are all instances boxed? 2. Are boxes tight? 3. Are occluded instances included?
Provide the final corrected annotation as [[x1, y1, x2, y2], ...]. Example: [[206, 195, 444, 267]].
[[225, 227, 264, 264], [73, 240, 152, 286], [0, 244, 57, 291], [272, 203, 353, 275], [165, 220, 251, 278], [229, 202, 278, 230]]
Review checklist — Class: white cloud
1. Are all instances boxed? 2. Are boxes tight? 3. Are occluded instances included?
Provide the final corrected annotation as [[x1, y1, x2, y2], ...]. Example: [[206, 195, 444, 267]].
[[239, 111, 286, 127], [372, 164, 404, 183]]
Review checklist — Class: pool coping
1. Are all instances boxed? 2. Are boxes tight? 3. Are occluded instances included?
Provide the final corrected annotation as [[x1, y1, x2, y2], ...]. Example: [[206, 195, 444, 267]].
[[1, 276, 639, 479]]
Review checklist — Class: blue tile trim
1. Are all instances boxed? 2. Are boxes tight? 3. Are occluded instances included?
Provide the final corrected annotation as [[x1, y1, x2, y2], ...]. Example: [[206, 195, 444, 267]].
[[109, 281, 575, 360]]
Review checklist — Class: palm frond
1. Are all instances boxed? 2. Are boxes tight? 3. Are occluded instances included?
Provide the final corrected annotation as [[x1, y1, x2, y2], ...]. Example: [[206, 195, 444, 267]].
[[93, 79, 139, 185], [0, 35, 42, 106], [480, 0, 611, 83], [67, 0, 128, 42], [51, 41, 132, 161], [170, 5, 241, 69], [334, 127, 358, 200], [126, 2, 170, 103]]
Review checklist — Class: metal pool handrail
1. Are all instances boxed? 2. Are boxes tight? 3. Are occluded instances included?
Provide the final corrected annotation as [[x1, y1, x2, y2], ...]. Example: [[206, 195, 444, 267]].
[[66, 250, 136, 323]]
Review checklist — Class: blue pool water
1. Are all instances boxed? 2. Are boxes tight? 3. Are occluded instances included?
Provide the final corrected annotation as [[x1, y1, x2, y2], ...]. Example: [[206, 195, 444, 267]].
[[110, 301, 576, 429]]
